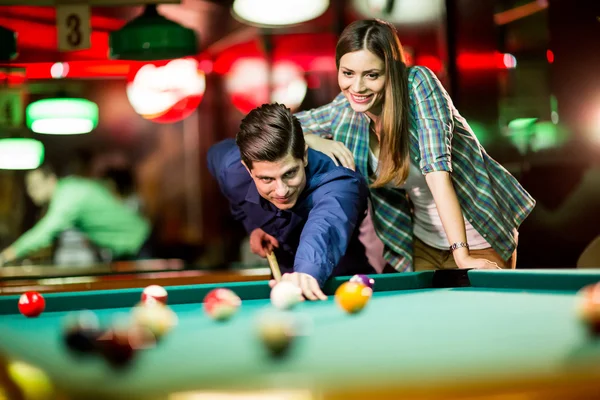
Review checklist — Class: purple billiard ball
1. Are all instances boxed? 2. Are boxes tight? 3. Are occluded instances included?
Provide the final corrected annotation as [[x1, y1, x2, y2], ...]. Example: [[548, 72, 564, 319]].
[[350, 274, 374, 289]]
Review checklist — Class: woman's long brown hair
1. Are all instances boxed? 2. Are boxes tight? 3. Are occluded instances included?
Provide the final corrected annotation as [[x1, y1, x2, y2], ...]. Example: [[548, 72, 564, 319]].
[[336, 19, 410, 188]]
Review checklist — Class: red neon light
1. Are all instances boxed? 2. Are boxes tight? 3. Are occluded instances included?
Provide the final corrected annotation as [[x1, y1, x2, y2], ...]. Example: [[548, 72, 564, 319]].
[[457, 52, 507, 70], [0, 17, 112, 63], [0, 71, 26, 85], [416, 55, 443, 73], [0, 6, 123, 31]]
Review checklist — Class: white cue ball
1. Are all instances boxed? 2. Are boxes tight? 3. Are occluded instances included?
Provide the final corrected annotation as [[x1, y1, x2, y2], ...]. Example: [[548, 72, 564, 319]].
[[270, 281, 302, 310]]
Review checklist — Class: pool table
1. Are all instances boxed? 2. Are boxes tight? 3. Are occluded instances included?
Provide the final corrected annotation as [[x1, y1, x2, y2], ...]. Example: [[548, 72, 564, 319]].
[[0, 259, 185, 280], [0, 268, 272, 295], [1, 269, 600, 400]]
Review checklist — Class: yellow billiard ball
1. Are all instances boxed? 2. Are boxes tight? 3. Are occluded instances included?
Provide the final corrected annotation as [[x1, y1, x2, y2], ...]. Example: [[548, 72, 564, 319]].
[[335, 281, 372, 314], [0, 355, 55, 400]]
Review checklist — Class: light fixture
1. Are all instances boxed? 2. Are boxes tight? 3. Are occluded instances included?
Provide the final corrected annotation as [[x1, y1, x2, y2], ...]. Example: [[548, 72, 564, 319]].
[[232, 0, 329, 27], [0, 138, 44, 170], [126, 58, 206, 123], [353, 0, 444, 26], [0, 25, 17, 61], [109, 5, 198, 61], [225, 58, 307, 114], [26, 98, 98, 135], [366, 0, 395, 14]]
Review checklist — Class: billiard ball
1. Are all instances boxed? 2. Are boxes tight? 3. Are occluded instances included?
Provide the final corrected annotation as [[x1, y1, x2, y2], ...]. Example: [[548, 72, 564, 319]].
[[270, 281, 302, 310], [141, 285, 168, 305], [63, 311, 103, 355], [131, 302, 178, 340], [126, 323, 158, 350], [335, 281, 372, 314], [256, 310, 296, 358], [203, 288, 241, 321], [18, 291, 45, 318], [349, 274, 375, 289], [96, 329, 136, 367], [0, 356, 55, 399], [577, 282, 600, 336]]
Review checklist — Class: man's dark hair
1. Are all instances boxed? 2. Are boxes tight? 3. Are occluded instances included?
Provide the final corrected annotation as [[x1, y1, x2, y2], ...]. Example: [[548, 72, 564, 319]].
[[102, 168, 135, 196], [236, 103, 305, 169], [31, 154, 87, 178]]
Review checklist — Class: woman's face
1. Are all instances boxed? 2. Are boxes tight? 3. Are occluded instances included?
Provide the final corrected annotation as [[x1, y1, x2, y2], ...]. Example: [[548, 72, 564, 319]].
[[338, 49, 386, 116]]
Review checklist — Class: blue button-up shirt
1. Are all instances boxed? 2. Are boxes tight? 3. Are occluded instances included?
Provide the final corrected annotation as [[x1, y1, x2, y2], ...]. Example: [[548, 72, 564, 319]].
[[207, 139, 374, 285]]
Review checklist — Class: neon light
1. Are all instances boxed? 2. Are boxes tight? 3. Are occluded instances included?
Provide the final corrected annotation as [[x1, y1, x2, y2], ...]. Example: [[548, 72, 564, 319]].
[[0, 138, 44, 170], [26, 98, 98, 135]]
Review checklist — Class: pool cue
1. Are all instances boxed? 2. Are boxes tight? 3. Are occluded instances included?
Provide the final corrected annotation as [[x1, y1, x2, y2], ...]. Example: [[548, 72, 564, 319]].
[[266, 251, 282, 282]]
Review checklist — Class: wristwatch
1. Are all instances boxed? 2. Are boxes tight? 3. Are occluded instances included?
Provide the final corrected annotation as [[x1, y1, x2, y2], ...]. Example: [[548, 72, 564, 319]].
[[449, 242, 469, 252]]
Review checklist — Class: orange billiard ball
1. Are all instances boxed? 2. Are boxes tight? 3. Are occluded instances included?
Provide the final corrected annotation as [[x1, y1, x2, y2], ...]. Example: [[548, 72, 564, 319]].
[[335, 282, 372, 314]]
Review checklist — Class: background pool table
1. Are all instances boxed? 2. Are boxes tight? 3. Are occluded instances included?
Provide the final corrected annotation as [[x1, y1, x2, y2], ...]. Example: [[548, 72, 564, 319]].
[[0, 260, 272, 295], [1, 269, 600, 400]]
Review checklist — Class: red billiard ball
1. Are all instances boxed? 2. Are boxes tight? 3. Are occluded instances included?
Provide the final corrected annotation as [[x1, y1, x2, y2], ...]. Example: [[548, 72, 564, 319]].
[[141, 285, 168, 305], [203, 288, 241, 321], [18, 291, 45, 318]]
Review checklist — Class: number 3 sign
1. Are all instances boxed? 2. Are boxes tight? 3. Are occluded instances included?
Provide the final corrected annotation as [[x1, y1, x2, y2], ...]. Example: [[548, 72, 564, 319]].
[[56, 4, 91, 52]]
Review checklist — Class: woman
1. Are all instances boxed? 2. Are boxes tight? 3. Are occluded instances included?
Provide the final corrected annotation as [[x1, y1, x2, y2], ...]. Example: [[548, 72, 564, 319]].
[[296, 19, 535, 272]]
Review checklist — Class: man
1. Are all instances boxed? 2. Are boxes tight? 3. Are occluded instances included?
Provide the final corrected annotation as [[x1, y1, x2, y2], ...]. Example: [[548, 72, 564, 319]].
[[207, 103, 374, 300], [0, 164, 151, 267]]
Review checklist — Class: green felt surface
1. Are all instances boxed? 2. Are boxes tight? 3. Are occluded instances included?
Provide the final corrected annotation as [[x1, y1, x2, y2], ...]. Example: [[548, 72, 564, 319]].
[[469, 269, 600, 291], [0, 272, 435, 315], [1, 270, 600, 399]]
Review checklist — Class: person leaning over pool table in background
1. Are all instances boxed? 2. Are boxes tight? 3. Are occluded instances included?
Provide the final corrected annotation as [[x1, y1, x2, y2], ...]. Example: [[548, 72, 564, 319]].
[[0, 163, 152, 267], [207, 103, 375, 301]]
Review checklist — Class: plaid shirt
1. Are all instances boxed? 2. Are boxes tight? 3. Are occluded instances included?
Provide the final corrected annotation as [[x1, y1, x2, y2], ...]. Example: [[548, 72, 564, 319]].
[[296, 66, 536, 271]]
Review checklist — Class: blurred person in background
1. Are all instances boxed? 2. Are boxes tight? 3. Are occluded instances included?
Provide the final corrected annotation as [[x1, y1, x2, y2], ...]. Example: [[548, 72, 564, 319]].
[[0, 162, 152, 267], [102, 167, 144, 214]]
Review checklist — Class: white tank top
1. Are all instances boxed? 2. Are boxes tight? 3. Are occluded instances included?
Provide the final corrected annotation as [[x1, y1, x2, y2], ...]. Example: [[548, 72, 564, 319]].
[[368, 149, 491, 250]]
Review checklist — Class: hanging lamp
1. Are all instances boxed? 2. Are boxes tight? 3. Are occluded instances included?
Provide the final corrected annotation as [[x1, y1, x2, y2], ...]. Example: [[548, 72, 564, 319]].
[[0, 25, 18, 61], [109, 5, 198, 61], [0, 138, 44, 170], [232, 0, 329, 27], [26, 98, 98, 135]]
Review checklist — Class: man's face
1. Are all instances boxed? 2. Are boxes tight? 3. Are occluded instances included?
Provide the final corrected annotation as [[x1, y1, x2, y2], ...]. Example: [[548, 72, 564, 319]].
[[26, 170, 56, 206], [245, 150, 308, 211]]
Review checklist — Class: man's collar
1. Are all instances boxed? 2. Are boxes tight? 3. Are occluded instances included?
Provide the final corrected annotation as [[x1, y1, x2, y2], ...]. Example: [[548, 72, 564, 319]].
[[245, 182, 261, 204]]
